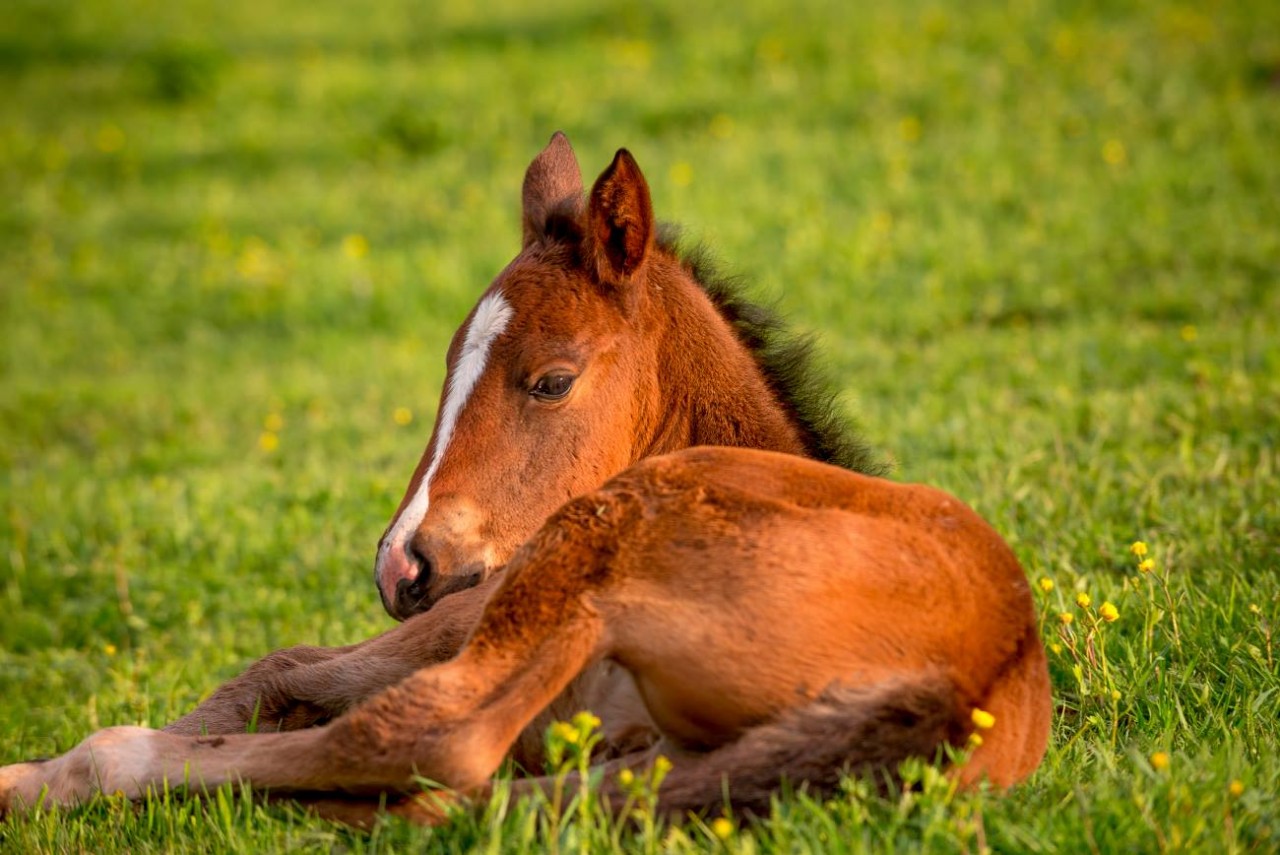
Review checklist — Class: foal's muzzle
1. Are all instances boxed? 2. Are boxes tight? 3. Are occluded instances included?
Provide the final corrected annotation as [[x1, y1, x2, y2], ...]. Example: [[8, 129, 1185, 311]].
[[376, 535, 426, 620], [377, 536, 488, 620]]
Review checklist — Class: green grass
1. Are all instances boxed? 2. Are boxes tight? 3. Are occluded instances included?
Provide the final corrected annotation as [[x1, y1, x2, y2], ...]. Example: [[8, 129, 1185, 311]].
[[2, 0, 1278, 850]]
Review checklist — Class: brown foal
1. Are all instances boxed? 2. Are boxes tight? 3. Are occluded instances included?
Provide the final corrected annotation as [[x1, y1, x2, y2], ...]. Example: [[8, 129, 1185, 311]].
[[0, 134, 1051, 825]]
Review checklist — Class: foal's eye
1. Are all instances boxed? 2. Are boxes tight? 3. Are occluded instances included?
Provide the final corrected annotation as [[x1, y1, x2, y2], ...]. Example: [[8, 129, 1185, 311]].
[[530, 373, 576, 402]]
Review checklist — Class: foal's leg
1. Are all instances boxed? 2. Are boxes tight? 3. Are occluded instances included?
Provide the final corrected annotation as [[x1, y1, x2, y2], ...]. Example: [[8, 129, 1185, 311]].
[[0, 509, 616, 814], [164, 576, 500, 736]]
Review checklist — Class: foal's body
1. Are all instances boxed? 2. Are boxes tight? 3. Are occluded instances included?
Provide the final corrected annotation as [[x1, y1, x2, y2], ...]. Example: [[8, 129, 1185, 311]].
[[0, 135, 1050, 823]]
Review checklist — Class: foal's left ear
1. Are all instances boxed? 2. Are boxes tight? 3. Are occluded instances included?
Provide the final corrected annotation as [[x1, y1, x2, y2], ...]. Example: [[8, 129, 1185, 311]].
[[586, 149, 654, 286], [522, 131, 585, 248]]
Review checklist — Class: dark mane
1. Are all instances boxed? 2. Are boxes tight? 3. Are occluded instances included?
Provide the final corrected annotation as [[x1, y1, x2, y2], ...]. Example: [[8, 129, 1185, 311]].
[[657, 224, 886, 476]]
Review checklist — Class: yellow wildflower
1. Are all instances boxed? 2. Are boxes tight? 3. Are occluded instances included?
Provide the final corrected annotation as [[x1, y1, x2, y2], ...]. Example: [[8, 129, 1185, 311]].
[[708, 114, 735, 140], [1049, 643, 1062, 654], [1180, 325, 1198, 342], [1076, 592, 1091, 609], [264, 412, 284, 432], [1110, 690, 1122, 702], [971, 708, 996, 730], [1099, 602, 1119, 623], [654, 755, 673, 776], [1038, 577, 1054, 593], [968, 732, 984, 748], [393, 406, 413, 426], [1130, 541, 1148, 557], [1102, 139, 1127, 166], [1229, 780, 1245, 797], [572, 710, 602, 732], [95, 124, 126, 153], [1150, 751, 1170, 771], [258, 431, 279, 453], [1138, 558, 1155, 574], [1059, 612, 1074, 626], [670, 162, 694, 188], [618, 768, 634, 787], [104, 643, 118, 657], [711, 817, 734, 840], [341, 233, 369, 260], [549, 721, 580, 745]]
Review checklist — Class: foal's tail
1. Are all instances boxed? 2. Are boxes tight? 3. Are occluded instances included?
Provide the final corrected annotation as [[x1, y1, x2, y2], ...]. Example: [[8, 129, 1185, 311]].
[[639, 672, 963, 818]]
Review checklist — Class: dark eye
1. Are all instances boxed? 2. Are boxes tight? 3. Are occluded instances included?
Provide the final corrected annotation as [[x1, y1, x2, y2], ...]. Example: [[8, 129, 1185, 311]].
[[531, 373, 576, 402]]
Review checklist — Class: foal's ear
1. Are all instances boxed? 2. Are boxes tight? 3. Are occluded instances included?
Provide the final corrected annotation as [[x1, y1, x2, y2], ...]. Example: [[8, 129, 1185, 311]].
[[586, 148, 654, 285], [522, 131, 584, 248]]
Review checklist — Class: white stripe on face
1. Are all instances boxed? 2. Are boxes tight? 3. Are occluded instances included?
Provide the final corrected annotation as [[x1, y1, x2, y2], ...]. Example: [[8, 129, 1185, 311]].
[[377, 291, 514, 583]]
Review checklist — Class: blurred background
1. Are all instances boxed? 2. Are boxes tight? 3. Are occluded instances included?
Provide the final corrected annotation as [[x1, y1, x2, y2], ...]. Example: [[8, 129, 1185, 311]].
[[1, 0, 1277, 825]]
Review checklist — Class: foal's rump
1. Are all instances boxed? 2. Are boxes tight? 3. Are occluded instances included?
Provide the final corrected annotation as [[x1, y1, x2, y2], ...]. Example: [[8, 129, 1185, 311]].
[[576, 446, 1044, 779]]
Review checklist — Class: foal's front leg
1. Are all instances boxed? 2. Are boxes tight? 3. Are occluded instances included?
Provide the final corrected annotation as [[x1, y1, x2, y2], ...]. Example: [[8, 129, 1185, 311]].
[[164, 577, 498, 736], [0, 547, 603, 816]]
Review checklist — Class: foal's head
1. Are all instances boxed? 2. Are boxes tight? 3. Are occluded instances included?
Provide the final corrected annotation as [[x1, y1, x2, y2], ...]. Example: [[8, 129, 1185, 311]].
[[374, 133, 873, 619]]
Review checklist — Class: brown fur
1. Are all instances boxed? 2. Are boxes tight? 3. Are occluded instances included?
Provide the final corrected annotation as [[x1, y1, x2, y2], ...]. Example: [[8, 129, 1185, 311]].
[[0, 136, 1051, 825]]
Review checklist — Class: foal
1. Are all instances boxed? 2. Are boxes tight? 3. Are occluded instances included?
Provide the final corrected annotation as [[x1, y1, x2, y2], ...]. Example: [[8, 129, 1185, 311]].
[[0, 134, 1051, 824]]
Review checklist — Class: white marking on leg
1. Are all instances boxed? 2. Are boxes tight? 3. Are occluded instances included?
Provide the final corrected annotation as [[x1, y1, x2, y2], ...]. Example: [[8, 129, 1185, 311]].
[[377, 291, 514, 585]]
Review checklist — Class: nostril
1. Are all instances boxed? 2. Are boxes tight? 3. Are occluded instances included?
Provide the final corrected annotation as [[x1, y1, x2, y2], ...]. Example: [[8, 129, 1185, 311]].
[[394, 576, 417, 610], [404, 540, 434, 598]]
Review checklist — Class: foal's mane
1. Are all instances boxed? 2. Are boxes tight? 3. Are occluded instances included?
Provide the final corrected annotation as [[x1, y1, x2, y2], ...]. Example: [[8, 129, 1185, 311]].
[[656, 225, 886, 477]]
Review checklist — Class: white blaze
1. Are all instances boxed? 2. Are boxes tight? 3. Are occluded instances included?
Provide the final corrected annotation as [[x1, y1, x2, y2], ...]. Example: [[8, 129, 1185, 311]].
[[377, 291, 513, 583]]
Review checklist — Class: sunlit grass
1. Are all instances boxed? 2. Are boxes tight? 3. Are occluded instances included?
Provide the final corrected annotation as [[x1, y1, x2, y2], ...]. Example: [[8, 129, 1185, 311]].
[[2, 0, 1278, 850]]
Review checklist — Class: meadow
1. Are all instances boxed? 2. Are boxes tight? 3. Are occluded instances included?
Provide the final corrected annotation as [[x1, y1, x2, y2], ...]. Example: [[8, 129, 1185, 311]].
[[1, 0, 1278, 850]]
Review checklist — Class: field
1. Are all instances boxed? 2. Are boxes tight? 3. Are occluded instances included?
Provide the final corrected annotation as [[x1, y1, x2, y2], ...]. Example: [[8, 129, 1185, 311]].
[[2, 0, 1278, 850]]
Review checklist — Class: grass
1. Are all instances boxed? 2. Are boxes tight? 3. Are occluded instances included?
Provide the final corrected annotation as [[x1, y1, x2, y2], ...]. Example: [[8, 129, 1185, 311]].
[[2, 0, 1278, 850]]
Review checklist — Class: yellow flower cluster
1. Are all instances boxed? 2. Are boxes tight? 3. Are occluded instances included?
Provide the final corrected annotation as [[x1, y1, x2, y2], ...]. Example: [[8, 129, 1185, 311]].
[[259, 411, 284, 453], [1076, 592, 1091, 609], [1099, 601, 1120, 623]]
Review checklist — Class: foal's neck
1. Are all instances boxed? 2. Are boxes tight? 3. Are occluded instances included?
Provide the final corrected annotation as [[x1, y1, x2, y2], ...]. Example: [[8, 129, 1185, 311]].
[[641, 258, 811, 461]]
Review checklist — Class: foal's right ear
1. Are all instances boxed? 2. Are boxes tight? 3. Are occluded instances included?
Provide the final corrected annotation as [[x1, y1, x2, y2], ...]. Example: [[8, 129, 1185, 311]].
[[585, 148, 654, 286], [522, 132, 584, 248]]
